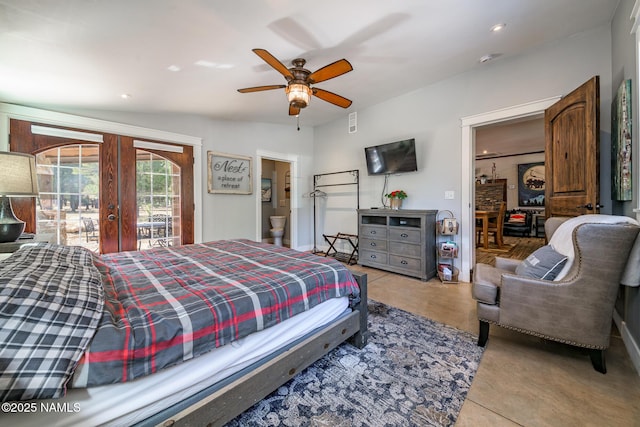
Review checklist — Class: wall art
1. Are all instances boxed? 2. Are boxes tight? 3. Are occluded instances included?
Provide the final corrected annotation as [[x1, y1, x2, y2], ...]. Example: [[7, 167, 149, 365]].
[[612, 79, 632, 201], [207, 151, 252, 194], [517, 162, 545, 206]]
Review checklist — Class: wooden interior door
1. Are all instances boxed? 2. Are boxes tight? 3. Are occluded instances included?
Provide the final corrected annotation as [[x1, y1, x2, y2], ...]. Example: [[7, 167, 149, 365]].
[[544, 76, 600, 217]]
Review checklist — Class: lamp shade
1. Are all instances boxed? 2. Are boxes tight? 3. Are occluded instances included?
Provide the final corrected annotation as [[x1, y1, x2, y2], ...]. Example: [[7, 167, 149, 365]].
[[0, 152, 39, 197]]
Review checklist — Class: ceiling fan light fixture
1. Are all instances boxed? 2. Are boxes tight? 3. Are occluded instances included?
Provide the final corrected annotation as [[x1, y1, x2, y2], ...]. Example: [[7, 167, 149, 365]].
[[286, 83, 311, 108]]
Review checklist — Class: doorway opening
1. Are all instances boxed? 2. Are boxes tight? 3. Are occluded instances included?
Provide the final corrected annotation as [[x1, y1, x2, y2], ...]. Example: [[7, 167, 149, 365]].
[[460, 97, 560, 282], [256, 150, 298, 249]]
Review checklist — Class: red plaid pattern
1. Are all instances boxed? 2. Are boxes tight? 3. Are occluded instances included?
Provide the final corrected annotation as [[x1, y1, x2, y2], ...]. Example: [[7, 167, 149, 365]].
[[73, 240, 359, 387]]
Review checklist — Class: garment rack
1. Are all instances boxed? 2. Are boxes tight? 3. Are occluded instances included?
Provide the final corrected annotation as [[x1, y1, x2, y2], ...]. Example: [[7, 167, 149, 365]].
[[311, 170, 360, 264]]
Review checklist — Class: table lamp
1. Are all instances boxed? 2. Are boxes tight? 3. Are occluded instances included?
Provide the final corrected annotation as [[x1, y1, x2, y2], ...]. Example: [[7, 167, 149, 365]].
[[0, 152, 39, 243]]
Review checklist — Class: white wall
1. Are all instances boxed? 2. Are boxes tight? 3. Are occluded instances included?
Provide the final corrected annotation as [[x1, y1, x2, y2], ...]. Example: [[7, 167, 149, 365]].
[[314, 25, 613, 258], [612, 0, 640, 375], [1, 24, 614, 257]]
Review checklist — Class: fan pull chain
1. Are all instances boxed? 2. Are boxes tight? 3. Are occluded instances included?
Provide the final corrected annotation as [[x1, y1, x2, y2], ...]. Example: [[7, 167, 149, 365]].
[[297, 115, 300, 131]]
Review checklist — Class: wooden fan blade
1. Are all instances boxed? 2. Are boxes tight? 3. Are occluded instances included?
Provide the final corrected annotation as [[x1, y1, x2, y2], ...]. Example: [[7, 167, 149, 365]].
[[308, 59, 353, 83], [237, 85, 286, 93], [289, 104, 301, 116], [312, 88, 352, 108], [252, 49, 294, 79]]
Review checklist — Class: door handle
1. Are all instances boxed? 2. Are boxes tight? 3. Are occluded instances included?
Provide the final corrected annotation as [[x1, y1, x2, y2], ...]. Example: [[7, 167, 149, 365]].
[[107, 214, 117, 221]]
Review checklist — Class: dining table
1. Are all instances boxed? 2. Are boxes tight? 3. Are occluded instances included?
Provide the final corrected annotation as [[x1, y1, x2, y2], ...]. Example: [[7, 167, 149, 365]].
[[136, 221, 167, 239], [475, 209, 501, 249]]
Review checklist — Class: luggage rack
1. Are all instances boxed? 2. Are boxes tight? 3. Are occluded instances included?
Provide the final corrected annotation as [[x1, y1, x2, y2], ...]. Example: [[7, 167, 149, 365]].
[[322, 232, 359, 265]]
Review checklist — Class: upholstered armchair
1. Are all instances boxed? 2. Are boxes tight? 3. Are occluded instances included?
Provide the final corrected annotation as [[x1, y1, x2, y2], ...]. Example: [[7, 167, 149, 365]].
[[472, 215, 640, 373]]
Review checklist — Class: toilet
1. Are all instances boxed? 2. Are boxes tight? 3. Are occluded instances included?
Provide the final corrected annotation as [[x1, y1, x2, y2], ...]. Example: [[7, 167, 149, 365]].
[[269, 216, 286, 246]]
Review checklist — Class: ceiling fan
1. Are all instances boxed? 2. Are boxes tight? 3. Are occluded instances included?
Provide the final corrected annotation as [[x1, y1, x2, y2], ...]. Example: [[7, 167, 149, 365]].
[[237, 49, 353, 116]]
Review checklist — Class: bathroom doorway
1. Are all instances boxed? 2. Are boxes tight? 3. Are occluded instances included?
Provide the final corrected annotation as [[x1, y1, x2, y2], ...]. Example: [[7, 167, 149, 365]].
[[260, 157, 292, 247]]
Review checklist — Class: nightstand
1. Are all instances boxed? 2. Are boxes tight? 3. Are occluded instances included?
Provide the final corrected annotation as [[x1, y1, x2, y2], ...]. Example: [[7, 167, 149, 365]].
[[0, 234, 54, 259]]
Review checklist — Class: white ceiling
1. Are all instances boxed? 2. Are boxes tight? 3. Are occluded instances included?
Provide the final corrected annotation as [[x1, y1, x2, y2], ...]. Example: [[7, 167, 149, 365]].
[[476, 116, 545, 158], [0, 0, 617, 128]]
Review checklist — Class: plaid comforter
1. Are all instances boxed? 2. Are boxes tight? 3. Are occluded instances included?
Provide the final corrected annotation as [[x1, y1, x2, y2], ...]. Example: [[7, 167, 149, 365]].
[[72, 239, 359, 387], [0, 244, 104, 402]]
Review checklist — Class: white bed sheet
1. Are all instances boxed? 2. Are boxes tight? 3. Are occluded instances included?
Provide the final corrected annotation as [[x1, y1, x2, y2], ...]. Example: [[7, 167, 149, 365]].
[[1, 297, 350, 427]]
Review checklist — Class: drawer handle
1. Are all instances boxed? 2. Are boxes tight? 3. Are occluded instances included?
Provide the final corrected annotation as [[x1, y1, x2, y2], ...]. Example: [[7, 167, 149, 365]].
[[401, 233, 408, 238], [370, 230, 377, 235], [370, 254, 377, 259], [370, 242, 376, 246], [401, 260, 408, 265]]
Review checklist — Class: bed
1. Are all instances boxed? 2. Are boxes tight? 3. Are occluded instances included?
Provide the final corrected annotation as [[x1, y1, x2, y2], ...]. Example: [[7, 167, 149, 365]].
[[0, 239, 368, 426]]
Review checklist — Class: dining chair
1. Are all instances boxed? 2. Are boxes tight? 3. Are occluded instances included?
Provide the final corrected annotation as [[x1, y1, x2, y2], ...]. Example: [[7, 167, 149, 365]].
[[476, 201, 506, 248], [81, 218, 98, 242]]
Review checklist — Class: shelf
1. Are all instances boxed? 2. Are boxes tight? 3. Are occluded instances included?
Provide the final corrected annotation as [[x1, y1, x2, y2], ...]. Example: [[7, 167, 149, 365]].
[[361, 215, 387, 226], [436, 210, 459, 284], [389, 216, 421, 228]]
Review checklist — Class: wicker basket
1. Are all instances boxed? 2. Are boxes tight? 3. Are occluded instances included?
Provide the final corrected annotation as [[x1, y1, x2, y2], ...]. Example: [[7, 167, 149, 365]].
[[438, 247, 458, 258], [437, 266, 459, 283]]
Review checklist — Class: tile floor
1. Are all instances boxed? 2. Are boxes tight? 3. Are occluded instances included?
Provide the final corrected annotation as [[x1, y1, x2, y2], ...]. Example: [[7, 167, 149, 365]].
[[348, 264, 640, 427]]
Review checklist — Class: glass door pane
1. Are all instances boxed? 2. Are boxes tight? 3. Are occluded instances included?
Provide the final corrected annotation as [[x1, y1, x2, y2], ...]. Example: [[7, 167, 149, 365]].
[[35, 145, 100, 251], [136, 150, 181, 250]]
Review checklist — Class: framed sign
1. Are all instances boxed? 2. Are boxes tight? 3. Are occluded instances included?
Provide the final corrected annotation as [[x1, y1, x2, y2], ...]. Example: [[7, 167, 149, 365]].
[[207, 151, 252, 194]]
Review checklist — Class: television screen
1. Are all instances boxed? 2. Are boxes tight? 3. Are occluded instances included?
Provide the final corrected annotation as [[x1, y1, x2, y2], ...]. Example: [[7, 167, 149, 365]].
[[364, 138, 417, 175]]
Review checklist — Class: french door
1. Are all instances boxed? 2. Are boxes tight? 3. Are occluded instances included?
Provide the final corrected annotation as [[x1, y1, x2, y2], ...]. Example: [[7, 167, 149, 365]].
[[9, 119, 194, 253]]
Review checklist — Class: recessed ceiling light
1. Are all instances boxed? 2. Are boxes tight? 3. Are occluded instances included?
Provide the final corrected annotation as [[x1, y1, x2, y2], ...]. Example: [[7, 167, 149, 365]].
[[479, 54, 495, 63], [195, 60, 217, 68], [490, 23, 506, 32], [195, 60, 234, 69], [120, 93, 131, 99], [167, 65, 181, 72]]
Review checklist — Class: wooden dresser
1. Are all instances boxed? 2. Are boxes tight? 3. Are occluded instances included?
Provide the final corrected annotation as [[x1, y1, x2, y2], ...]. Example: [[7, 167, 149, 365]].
[[357, 209, 437, 281]]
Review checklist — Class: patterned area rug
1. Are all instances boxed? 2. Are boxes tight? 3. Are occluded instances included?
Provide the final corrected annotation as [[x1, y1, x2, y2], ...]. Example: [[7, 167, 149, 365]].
[[226, 301, 484, 426], [475, 236, 545, 266]]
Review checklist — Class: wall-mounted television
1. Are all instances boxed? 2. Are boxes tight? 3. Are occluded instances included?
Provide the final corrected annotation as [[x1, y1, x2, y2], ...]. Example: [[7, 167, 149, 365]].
[[364, 138, 418, 175]]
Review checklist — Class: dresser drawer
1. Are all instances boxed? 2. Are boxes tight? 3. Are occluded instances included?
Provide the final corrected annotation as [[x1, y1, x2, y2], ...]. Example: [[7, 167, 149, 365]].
[[389, 254, 422, 272], [389, 241, 422, 258], [388, 227, 421, 244], [359, 249, 388, 266], [360, 225, 387, 239], [359, 237, 388, 252]]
